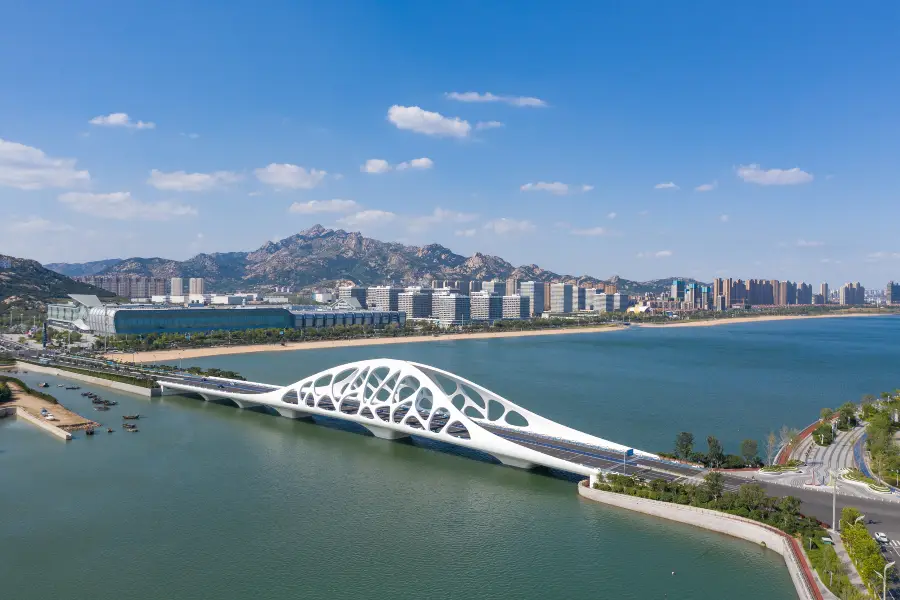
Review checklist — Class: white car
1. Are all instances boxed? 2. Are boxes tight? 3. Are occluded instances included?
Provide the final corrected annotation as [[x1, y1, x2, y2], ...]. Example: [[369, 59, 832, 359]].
[[874, 532, 889, 544]]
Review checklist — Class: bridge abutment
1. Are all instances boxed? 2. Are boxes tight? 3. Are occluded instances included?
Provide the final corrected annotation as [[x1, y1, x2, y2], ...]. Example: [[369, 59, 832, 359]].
[[495, 455, 537, 470], [362, 424, 410, 440]]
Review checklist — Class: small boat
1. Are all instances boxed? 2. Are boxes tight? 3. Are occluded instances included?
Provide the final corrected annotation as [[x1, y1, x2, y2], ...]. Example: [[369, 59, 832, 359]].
[[94, 405, 110, 411], [122, 414, 140, 420], [126, 428, 139, 433], [122, 423, 137, 429], [57, 384, 64, 388], [85, 428, 95, 436], [66, 386, 80, 390], [38, 382, 49, 388], [107, 428, 114, 433], [103, 400, 118, 406]]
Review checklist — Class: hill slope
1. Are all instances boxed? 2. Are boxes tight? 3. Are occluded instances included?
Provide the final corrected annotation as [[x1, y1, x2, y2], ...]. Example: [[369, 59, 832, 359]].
[[0, 254, 114, 313]]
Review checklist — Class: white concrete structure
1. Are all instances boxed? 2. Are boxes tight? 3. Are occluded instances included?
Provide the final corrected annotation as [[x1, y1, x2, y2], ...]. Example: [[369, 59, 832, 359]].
[[156, 359, 655, 477], [189, 277, 205, 295]]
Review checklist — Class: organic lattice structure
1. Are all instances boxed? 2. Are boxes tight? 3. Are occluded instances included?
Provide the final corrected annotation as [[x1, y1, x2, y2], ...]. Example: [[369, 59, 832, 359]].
[[159, 359, 647, 477]]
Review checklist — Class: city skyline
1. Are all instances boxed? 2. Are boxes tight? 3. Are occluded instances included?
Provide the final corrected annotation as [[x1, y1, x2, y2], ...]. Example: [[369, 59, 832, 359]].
[[3, 4, 900, 287]]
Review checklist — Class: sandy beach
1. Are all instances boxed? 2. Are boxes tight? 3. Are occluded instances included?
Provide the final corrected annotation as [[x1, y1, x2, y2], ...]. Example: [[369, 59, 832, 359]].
[[112, 311, 893, 364]]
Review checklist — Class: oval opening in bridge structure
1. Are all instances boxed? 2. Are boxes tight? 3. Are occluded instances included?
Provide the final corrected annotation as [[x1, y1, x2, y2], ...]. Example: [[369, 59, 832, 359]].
[[504, 410, 528, 427]]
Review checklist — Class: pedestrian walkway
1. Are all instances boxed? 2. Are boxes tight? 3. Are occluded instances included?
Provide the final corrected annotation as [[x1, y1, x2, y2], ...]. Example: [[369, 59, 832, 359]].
[[829, 531, 868, 596]]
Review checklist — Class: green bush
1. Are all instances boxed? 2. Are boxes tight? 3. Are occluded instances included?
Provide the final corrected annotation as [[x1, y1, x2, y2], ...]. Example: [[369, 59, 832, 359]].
[[812, 423, 834, 446], [0, 382, 10, 401]]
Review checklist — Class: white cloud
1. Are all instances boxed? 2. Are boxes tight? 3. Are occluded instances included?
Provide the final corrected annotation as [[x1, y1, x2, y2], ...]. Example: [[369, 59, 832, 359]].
[[483, 218, 535, 235], [396, 157, 434, 171], [362, 157, 434, 173], [866, 251, 900, 261], [581, 184, 594, 192], [6, 216, 74, 234], [58, 191, 197, 220], [444, 92, 548, 108], [361, 159, 392, 174], [655, 250, 673, 258], [387, 105, 471, 138], [638, 209, 650, 216], [719, 214, 729, 222], [654, 182, 679, 190], [288, 199, 359, 214], [254, 163, 327, 189], [147, 169, 242, 192], [455, 228, 476, 237], [180, 132, 200, 139], [695, 181, 718, 192], [521, 181, 569, 195], [0, 139, 91, 190], [475, 120, 504, 131], [407, 207, 477, 233], [571, 227, 607, 236], [795, 239, 824, 248], [736, 164, 813, 186], [607, 212, 617, 220], [338, 210, 397, 227], [89, 112, 155, 130]]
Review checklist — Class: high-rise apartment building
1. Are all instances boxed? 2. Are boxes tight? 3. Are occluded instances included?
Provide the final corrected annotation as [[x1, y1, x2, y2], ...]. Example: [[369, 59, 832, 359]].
[[505, 277, 520, 295], [542, 283, 552, 311], [575, 286, 586, 311], [671, 279, 685, 301], [502, 295, 529, 319], [550, 283, 573, 313], [595, 293, 615, 312], [433, 293, 470, 326], [338, 285, 368, 308], [612, 293, 629, 312], [189, 278, 205, 295], [367, 286, 402, 311], [76, 275, 166, 298], [796, 282, 813, 305], [886, 281, 900, 305], [398, 290, 432, 318], [519, 282, 545, 317], [482, 280, 507, 296], [820, 283, 829, 304], [839, 282, 865, 305], [171, 277, 184, 295], [603, 283, 618, 294], [471, 291, 503, 321]]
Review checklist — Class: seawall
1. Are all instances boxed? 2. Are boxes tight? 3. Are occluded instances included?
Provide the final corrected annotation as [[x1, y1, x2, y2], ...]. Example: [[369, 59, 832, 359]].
[[577, 481, 827, 600], [17, 362, 161, 397], [0, 406, 72, 440]]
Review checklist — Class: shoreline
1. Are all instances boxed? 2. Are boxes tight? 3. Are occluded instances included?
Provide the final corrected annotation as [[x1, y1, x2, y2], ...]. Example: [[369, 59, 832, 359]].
[[112, 311, 891, 364]]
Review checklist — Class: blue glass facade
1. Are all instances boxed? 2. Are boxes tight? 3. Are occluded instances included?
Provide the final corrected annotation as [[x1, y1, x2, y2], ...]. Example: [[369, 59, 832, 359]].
[[112, 307, 294, 335]]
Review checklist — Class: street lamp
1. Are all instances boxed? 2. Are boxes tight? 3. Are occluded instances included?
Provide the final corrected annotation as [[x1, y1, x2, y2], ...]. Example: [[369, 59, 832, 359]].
[[873, 561, 895, 600]]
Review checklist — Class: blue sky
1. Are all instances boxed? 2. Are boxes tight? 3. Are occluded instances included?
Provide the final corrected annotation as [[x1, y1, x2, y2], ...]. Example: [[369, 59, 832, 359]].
[[2, 2, 900, 287]]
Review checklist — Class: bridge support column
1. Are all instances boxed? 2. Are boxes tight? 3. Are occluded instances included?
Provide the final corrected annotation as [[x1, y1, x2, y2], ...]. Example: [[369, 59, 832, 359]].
[[275, 407, 312, 420], [198, 393, 215, 402], [589, 472, 599, 488], [495, 455, 536, 470], [362, 424, 410, 440], [232, 399, 259, 410]]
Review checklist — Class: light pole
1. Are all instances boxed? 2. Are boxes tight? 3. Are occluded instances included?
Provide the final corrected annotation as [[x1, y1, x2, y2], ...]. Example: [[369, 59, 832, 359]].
[[874, 561, 895, 600], [830, 470, 839, 532]]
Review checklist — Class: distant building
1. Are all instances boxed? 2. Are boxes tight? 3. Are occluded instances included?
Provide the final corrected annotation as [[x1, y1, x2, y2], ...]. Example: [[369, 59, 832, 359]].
[[263, 296, 290, 304], [170, 277, 184, 295], [550, 283, 573, 313], [839, 282, 865, 305], [671, 279, 685, 301], [887, 281, 900, 305], [482, 280, 507, 296], [542, 283, 552, 311], [612, 293, 629, 312], [312, 292, 333, 303], [338, 285, 368, 309], [603, 283, 617, 294], [505, 277, 520, 295], [796, 282, 813, 305], [715, 295, 727, 311], [189, 278, 205, 295], [367, 286, 402, 311], [471, 291, 502, 321], [820, 283, 829, 304], [595, 293, 615, 312], [433, 293, 470, 326], [812, 294, 825, 305], [519, 281, 545, 317], [574, 287, 586, 311], [502, 295, 529, 319], [398, 290, 432, 318]]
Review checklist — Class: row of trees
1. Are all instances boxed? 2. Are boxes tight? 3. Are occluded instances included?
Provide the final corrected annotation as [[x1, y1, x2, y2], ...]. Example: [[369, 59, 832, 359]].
[[864, 393, 900, 486], [669, 430, 796, 468], [0, 382, 10, 401], [840, 507, 891, 596]]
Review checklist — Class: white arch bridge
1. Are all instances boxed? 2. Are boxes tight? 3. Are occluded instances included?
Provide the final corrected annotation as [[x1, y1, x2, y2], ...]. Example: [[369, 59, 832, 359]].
[[156, 359, 701, 482]]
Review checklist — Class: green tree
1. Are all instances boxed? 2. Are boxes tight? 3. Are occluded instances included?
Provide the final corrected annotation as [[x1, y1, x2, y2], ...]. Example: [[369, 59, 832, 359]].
[[674, 431, 694, 460], [0, 382, 11, 401], [703, 471, 725, 500], [765, 431, 778, 465], [706, 435, 724, 468], [819, 407, 834, 422], [740, 439, 758, 466]]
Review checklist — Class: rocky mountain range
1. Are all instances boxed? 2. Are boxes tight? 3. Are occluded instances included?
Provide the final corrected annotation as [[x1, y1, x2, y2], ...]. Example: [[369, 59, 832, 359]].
[[45, 225, 706, 295]]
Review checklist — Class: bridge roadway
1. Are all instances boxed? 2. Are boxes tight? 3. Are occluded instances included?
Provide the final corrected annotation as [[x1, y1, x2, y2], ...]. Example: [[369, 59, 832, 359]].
[[158, 372, 706, 483]]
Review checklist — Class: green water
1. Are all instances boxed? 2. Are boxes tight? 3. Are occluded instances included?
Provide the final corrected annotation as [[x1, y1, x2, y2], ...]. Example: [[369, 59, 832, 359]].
[[5, 317, 899, 599]]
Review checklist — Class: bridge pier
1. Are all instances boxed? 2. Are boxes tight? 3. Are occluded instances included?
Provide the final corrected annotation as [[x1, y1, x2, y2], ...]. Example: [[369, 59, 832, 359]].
[[232, 399, 260, 410], [275, 407, 312, 420], [495, 455, 537, 470], [362, 424, 410, 440]]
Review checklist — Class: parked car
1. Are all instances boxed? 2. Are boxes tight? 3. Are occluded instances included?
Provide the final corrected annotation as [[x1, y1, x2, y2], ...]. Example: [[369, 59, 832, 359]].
[[874, 532, 889, 544]]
